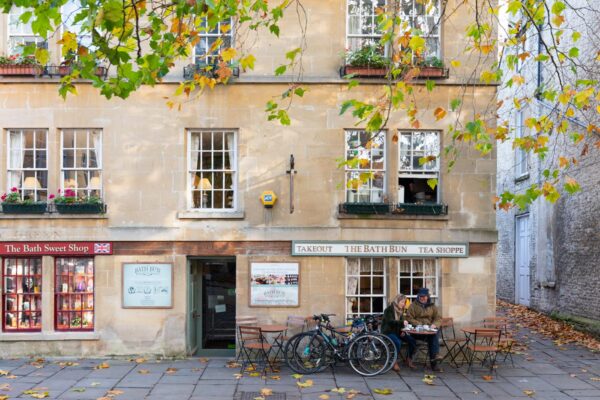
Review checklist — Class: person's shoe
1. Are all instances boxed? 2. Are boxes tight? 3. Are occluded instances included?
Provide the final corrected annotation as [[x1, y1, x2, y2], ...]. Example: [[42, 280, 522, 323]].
[[392, 362, 401, 372], [430, 361, 442, 372], [406, 358, 416, 369]]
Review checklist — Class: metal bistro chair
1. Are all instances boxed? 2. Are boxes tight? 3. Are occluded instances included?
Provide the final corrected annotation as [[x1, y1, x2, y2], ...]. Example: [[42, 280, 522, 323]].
[[439, 317, 468, 367], [273, 315, 307, 362], [238, 326, 274, 374], [483, 317, 515, 367], [235, 315, 259, 362], [466, 328, 502, 374]]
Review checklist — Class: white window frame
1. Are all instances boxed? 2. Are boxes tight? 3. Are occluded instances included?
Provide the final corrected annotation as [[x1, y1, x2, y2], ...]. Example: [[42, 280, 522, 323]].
[[193, 18, 233, 65], [345, 258, 387, 320], [7, 7, 47, 56], [514, 110, 528, 178], [344, 130, 386, 203], [398, 130, 440, 202], [6, 129, 48, 202], [187, 129, 238, 211], [346, 0, 387, 52], [60, 129, 103, 199], [397, 258, 440, 299], [401, 0, 442, 59], [61, 0, 93, 51]]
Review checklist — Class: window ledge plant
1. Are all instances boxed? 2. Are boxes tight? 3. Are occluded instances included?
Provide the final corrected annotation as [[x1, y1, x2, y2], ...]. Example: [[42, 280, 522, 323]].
[[342, 45, 390, 77], [1, 187, 47, 214], [52, 189, 105, 214], [414, 56, 448, 78], [0, 54, 44, 76]]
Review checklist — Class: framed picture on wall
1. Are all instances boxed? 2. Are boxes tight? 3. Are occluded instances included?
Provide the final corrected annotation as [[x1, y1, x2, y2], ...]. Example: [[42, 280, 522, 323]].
[[249, 262, 300, 307], [122, 263, 173, 308]]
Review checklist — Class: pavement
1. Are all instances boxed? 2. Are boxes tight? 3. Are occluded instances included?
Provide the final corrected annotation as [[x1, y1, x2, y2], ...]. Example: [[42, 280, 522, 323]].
[[0, 324, 599, 400]]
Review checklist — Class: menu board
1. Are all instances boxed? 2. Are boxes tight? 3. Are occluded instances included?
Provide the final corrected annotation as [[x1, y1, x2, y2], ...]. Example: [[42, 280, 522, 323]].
[[122, 263, 173, 308], [249, 262, 300, 307]]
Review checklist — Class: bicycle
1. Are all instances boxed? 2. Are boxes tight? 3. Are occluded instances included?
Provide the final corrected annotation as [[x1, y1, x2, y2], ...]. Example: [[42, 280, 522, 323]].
[[284, 314, 393, 376]]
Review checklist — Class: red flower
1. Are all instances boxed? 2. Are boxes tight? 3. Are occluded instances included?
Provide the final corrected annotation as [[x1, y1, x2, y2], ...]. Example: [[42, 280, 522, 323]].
[[1, 194, 6, 201], [49, 194, 55, 200], [10, 187, 18, 192]]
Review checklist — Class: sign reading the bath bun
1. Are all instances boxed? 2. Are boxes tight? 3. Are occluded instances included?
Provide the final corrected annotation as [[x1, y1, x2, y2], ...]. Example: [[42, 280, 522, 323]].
[[292, 241, 469, 258], [0, 242, 113, 255]]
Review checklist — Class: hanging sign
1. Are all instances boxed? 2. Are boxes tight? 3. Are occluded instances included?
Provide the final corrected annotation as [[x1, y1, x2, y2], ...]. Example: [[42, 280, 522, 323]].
[[292, 241, 468, 258], [0, 242, 113, 256]]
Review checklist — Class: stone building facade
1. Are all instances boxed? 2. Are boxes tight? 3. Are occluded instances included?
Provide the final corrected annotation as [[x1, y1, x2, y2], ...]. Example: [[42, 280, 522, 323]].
[[496, 0, 600, 327], [0, 0, 498, 357]]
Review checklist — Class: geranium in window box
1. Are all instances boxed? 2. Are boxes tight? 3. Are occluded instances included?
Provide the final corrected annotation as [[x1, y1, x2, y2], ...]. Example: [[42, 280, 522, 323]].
[[341, 202, 390, 215], [0, 54, 44, 76], [395, 203, 448, 216], [1, 187, 47, 214], [53, 189, 106, 214], [342, 45, 390, 78]]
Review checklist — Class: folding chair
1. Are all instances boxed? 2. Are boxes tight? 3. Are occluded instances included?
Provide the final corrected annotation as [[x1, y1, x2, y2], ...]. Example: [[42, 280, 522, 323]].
[[235, 315, 258, 362], [439, 317, 468, 367], [238, 326, 274, 374], [483, 317, 515, 367], [466, 328, 502, 374]]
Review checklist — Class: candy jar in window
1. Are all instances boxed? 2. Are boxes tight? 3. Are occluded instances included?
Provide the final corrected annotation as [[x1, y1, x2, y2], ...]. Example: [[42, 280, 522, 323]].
[[87, 277, 94, 292]]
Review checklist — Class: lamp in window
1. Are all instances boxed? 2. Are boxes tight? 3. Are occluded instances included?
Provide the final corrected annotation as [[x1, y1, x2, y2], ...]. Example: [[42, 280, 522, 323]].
[[89, 176, 101, 189], [200, 178, 212, 208], [22, 177, 40, 189], [64, 178, 77, 188]]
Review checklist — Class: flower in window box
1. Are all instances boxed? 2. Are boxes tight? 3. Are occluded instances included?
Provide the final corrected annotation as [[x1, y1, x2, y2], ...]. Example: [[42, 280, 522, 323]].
[[415, 56, 448, 79], [52, 189, 106, 214], [1, 187, 47, 214], [0, 54, 44, 76], [343, 45, 390, 78]]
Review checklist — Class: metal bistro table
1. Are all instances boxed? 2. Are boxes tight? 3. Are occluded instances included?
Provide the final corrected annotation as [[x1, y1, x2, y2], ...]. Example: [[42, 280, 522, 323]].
[[257, 324, 288, 361]]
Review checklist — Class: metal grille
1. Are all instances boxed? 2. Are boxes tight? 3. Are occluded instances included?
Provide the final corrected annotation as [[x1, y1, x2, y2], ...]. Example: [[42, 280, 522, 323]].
[[240, 392, 286, 400]]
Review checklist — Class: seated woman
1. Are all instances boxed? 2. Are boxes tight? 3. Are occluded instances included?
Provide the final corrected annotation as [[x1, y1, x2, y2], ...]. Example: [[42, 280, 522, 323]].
[[381, 293, 417, 371]]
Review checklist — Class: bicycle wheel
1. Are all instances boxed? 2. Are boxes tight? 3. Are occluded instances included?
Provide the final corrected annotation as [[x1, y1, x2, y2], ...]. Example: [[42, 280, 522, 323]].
[[347, 334, 390, 376], [376, 333, 398, 374], [285, 332, 327, 374]]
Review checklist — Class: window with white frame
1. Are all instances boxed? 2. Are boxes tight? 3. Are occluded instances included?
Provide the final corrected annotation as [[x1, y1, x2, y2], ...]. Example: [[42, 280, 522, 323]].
[[345, 130, 385, 203], [8, 7, 47, 55], [514, 111, 528, 178], [188, 130, 236, 210], [62, 0, 92, 49], [346, 0, 386, 52], [346, 258, 387, 319], [398, 130, 440, 203], [61, 129, 102, 199], [194, 18, 233, 65], [400, 0, 442, 59], [397, 258, 439, 299], [7, 130, 48, 202]]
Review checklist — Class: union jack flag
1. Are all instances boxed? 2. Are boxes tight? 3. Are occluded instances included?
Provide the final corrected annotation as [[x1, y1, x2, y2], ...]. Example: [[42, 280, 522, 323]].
[[94, 243, 111, 254]]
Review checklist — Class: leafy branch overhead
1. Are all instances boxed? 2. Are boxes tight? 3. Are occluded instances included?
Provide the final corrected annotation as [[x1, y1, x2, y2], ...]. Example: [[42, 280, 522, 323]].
[[4, 0, 599, 208]]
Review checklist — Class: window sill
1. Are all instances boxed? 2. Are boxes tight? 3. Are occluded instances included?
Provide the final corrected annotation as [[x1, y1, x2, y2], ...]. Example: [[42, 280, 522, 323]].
[[0, 214, 108, 219], [338, 213, 449, 221], [0, 331, 100, 341], [177, 211, 245, 220], [515, 173, 530, 183]]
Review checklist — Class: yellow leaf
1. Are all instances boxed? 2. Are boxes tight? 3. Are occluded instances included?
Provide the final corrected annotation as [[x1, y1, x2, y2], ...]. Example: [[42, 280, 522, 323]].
[[138, 369, 150, 375], [558, 156, 570, 168], [450, 60, 461, 68], [106, 389, 123, 396], [134, 357, 146, 363], [373, 388, 393, 395], [331, 387, 346, 393], [513, 75, 525, 85], [30, 393, 49, 399], [480, 44, 494, 54], [409, 36, 426, 53], [165, 368, 178, 374], [0, 395, 8, 400], [0, 371, 8, 376], [95, 363, 110, 369], [248, 372, 261, 377], [296, 379, 314, 388], [269, 376, 280, 380], [566, 108, 575, 117], [58, 31, 78, 57], [220, 47, 236, 63], [434, 107, 447, 121], [596, 105, 600, 114], [319, 395, 330, 400], [291, 374, 303, 379], [260, 388, 273, 396], [480, 70, 496, 84], [199, 357, 210, 363], [482, 375, 494, 381], [523, 389, 535, 397]]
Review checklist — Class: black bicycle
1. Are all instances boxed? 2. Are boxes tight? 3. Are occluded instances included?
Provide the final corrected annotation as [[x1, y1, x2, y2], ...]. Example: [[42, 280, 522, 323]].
[[284, 314, 395, 376]]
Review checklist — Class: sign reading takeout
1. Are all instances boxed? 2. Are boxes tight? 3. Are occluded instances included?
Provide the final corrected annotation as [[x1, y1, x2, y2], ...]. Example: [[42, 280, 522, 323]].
[[292, 241, 468, 257]]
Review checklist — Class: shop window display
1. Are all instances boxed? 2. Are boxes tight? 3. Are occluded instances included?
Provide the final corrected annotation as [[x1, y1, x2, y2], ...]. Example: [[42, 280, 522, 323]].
[[55, 257, 94, 331], [2, 258, 42, 332]]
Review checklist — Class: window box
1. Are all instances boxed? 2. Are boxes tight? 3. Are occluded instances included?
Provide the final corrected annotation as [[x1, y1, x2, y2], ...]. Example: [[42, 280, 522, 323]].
[[47, 65, 107, 78], [183, 63, 239, 80], [2, 203, 47, 214], [341, 65, 387, 78], [340, 202, 390, 215], [395, 203, 448, 216], [55, 203, 106, 214], [417, 66, 448, 79], [0, 64, 44, 76]]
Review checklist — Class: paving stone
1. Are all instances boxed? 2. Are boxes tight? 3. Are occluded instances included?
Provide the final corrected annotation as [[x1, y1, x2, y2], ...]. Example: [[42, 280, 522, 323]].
[[521, 363, 566, 375], [150, 383, 195, 396], [192, 383, 237, 397], [159, 374, 200, 384], [56, 387, 107, 400], [563, 389, 600, 398], [74, 378, 120, 388], [115, 372, 162, 388], [441, 377, 482, 393], [538, 374, 596, 390]]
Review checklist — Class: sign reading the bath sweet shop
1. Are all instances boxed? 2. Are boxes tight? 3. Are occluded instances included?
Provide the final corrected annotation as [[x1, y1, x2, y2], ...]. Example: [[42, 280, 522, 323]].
[[0, 242, 113, 255], [249, 262, 300, 307], [292, 241, 469, 258], [122, 263, 173, 309]]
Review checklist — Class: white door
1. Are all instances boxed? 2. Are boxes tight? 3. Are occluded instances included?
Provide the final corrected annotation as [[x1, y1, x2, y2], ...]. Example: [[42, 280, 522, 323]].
[[515, 215, 531, 306]]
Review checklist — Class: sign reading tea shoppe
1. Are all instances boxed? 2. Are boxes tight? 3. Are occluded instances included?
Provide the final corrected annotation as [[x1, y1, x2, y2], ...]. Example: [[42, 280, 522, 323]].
[[250, 262, 299, 307], [0, 242, 113, 255], [292, 241, 469, 258], [122, 263, 173, 308]]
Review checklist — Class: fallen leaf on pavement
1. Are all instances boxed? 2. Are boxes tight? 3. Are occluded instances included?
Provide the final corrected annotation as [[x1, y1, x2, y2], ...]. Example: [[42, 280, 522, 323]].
[[134, 358, 146, 363], [5, 376, 16, 380], [96, 397, 111, 400], [94, 363, 110, 370], [233, 373, 243, 379], [225, 361, 241, 368], [248, 372, 261, 377], [199, 358, 210, 363], [590, 377, 600, 381], [253, 397, 265, 400], [331, 387, 345, 393], [291, 374, 303, 379], [138, 369, 150, 374], [482, 375, 493, 381], [106, 389, 123, 396], [0, 370, 8, 376], [523, 389, 535, 397], [0, 395, 8, 400], [296, 379, 313, 388], [0, 384, 9, 391], [318, 395, 330, 400], [570, 374, 577, 378], [90, 382, 101, 387], [165, 368, 178, 374], [269, 375, 280, 380], [72, 388, 86, 392], [373, 388, 393, 395], [422, 377, 435, 385], [30, 393, 49, 399], [260, 388, 273, 396]]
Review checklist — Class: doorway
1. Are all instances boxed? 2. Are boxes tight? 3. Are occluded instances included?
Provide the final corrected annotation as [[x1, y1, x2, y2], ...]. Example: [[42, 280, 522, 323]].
[[515, 215, 531, 306], [188, 258, 236, 356]]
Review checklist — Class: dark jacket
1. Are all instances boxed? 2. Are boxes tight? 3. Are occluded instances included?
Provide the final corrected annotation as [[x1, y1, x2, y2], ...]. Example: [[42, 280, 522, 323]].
[[381, 304, 406, 335], [407, 298, 441, 327]]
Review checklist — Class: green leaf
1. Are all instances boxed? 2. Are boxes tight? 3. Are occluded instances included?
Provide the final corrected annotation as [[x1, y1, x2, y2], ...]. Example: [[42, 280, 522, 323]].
[[35, 48, 50, 66], [347, 79, 359, 89], [274, 65, 287, 76], [340, 100, 354, 115], [568, 47, 579, 58], [551, 1, 566, 15], [265, 100, 278, 112], [285, 48, 301, 61], [450, 98, 461, 111], [269, 24, 280, 37], [278, 110, 291, 125], [294, 87, 306, 97], [366, 112, 383, 132], [425, 80, 435, 92]]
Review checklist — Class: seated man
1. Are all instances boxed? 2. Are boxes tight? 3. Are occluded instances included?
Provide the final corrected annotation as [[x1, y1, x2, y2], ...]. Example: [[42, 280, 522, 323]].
[[407, 288, 442, 371]]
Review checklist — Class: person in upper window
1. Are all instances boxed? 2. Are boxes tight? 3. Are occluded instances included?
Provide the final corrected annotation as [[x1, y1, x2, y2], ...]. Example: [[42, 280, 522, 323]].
[[407, 287, 443, 371], [381, 293, 417, 371]]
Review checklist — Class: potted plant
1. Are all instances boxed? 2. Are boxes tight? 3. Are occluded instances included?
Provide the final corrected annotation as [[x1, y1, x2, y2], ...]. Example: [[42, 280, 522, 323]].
[[342, 45, 390, 77], [341, 202, 390, 215], [416, 56, 448, 78], [53, 189, 105, 214], [1, 187, 48, 214], [0, 54, 44, 76]]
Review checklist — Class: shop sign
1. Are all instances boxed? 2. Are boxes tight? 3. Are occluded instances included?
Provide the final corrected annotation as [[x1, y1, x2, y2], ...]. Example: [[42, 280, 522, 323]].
[[122, 263, 173, 308], [249, 262, 300, 307], [0, 242, 113, 256], [292, 241, 469, 258]]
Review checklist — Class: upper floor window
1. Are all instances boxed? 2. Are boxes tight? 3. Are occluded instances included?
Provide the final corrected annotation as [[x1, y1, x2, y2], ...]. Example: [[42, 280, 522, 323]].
[[62, 0, 92, 49], [347, 0, 386, 52], [398, 130, 439, 203], [188, 130, 237, 210], [61, 129, 102, 199], [8, 7, 47, 55], [344, 130, 386, 203], [7, 129, 48, 202], [194, 18, 232, 65], [514, 111, 528, 178], [401, 0, 442, 59]]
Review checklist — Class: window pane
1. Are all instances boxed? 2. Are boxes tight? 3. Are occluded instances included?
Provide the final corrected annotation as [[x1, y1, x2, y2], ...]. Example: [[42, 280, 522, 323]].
[[3, 258, 42, 331], [55, 258, 94, 331], [398, 259, 438, 298]]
